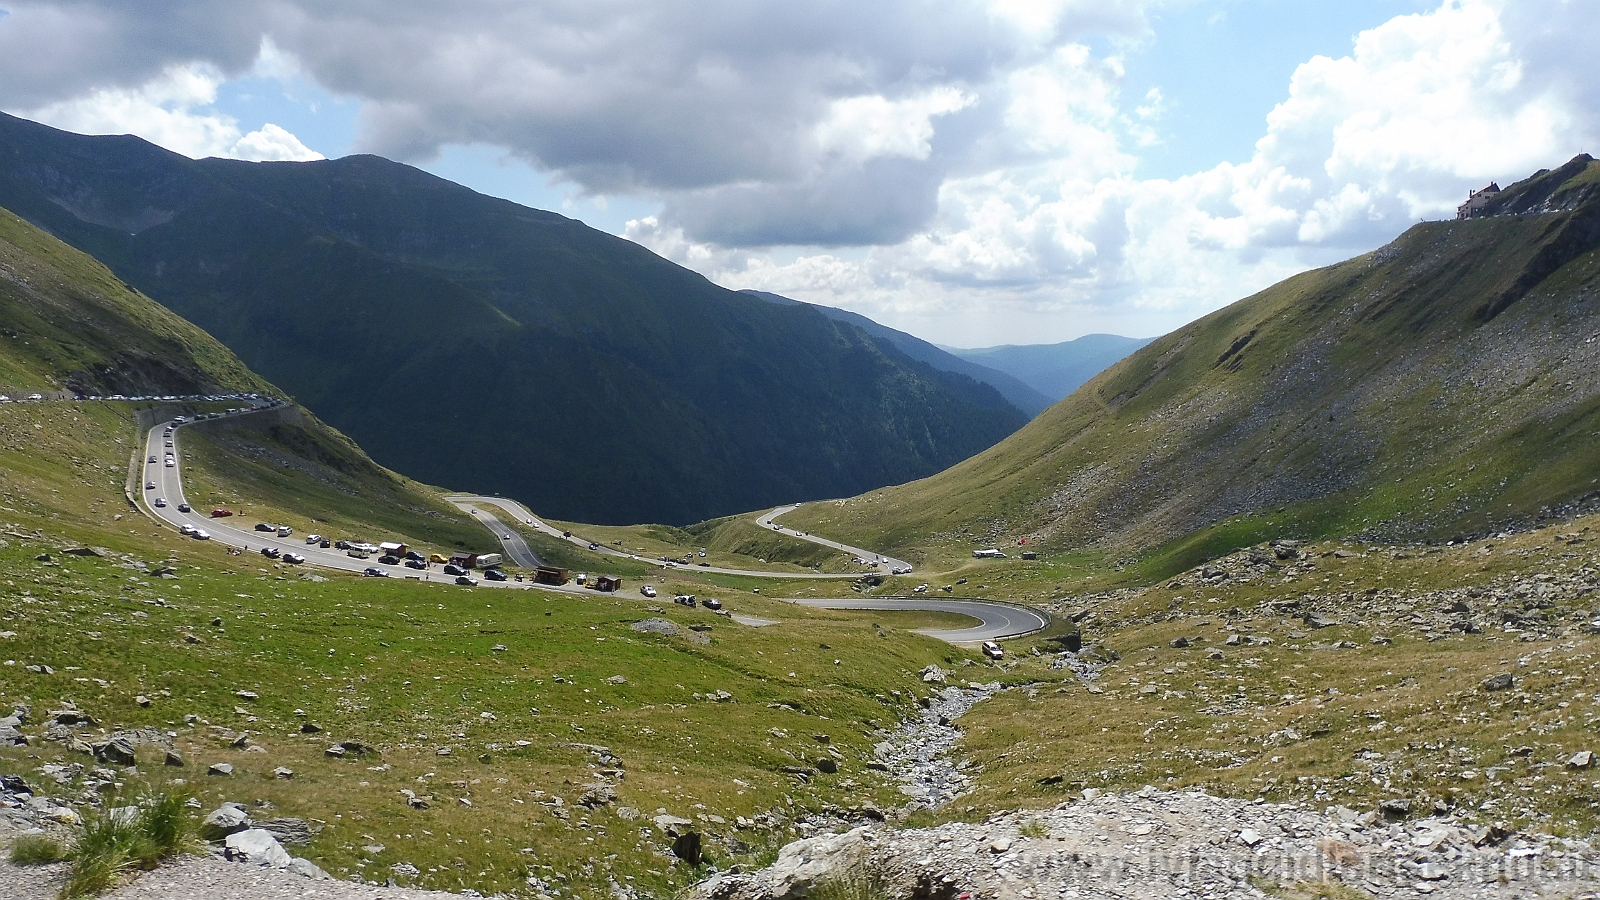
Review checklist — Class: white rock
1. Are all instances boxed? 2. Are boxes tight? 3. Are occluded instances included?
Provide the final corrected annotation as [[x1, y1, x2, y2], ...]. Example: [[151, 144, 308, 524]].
[[1237, 828, 1262, 847], [225, 829, 292, 868]]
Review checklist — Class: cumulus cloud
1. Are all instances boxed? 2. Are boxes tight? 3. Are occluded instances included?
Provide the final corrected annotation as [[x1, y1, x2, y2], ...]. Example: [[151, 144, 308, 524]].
[[0, 0, 1595, 343], [19, 61, 322, 162]]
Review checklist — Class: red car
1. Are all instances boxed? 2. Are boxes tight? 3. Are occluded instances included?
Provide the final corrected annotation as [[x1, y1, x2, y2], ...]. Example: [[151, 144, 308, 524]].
[[210, 508, 234, 518]]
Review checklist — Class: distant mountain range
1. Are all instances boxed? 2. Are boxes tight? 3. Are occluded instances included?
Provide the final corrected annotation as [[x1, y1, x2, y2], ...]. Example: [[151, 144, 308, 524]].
[[0, 111, 1028, 526], [942, 335, 1154, 403], [786, 155, 1600, 570], [742, 290, 1058, 416]]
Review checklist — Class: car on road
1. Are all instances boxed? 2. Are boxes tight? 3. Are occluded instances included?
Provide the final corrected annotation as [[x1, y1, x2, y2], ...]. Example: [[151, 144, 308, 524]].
[[179, 524, 197, 536], [282, 552, 305, 565], [277, 526, 292, 536], [455, 575, 477, 586], [483, 569, 507, 582], [154, 497, 167, 507], [319, 539, 331, 548], [362, 567, 388, 577], [255, 523, 277, 532], [640, 585, 657, 598], [192, 529, 211, 541], [347, 549, 370, 559], [404, 559, 427, 570], [165, 460, 175, 467], [260, 547, 281, 559], [378, 555, 401, 566], [177, 503, 191, 513], [149, 456, 158, 463], [145, 481, 155, 490], [588, 542, 600, 551], [305, 534, 322, 544], [442, 564, 466, 576], [562, 530, 572, 537], [982, 641, 1004, 660], [697, 561, 709, 567], [210, 508, 232, 517], [504, 533, 512, 540]]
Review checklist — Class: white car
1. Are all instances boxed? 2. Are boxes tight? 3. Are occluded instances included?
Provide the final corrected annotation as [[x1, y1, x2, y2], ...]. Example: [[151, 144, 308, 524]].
[[640, 585, 657, 598], [982, 641, 1004, 660], [913, 584, 929, 593], [281, 552, 306, 564], [192, 529, 211, 541], [179, 524, 197, 536], [165, 460, 175, 468], [145, 481, 155, 490], [305, 534, 322, 544], [154, 497, 167, 508]]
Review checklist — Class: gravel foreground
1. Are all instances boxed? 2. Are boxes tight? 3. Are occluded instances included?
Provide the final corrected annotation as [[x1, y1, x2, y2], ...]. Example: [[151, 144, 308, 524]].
[[691, 789, 1600, 900], [0, 852, 471, 900]]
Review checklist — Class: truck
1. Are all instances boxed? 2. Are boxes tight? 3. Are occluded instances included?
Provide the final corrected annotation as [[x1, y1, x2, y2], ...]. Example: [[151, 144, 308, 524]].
[[973, 548, 1007, 559], [474, 553, 503, 569]]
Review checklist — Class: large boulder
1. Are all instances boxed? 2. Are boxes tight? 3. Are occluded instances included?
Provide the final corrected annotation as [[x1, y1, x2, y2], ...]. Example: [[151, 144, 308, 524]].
[[202, 804, 252, 840], [224, 829, 293, 868], [689, 827, 870, 900]]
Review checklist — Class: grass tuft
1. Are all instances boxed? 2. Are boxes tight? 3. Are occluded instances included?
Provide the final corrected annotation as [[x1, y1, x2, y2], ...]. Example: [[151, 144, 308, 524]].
[[9, 833, 67, 865], [58, 791, 196, 898], [808, 866, 892, 900]]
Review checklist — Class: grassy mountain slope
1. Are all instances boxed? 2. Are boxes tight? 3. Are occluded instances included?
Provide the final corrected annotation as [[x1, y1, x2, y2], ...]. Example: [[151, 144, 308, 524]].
[[785, 156, 1600, 573], [0, 112, 1027, 526], [0, 207, 272, 397], [945, 333, 1154, 403], [743, 289, 1055, 416]]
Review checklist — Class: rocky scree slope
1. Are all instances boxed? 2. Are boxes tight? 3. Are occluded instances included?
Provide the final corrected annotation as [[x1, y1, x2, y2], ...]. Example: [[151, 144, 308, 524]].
[[692, 789, 1600, 900], [0, 111, 1027, 526], [784, 155, 1600, 567]]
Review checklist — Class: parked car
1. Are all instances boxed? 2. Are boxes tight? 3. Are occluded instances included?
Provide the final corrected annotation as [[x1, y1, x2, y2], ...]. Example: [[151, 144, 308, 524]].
[[260, 547, 281, 559], [640, 585, 657, 598], [305, 534, 322, 544], [282, 552, 306, 565], [698, 550, 706, 557], [982, 641, 1004, 660], [702, 598, 722, 610], [562, 531, 572, 537], [404, 558, 427, 570], [674, 594, 696, 607], [335, 540, 351, 550], [255, 523, 277, 532], [320, 539, 331, 548], [362, 567, 388, 577], [179, 524, 197, 536], [210, 508, 232, 517], [455, 575, 478, 586], [405, 550, 426, 561], [277, 526, 292, 536], [177, 503, 191, 513], [192, 529, 211, 540], [378, 555, 400, 566], [153, 497, 167, 508], [483, 569, 507, 581], [347, 549, 369, 559], [913, 584, 929, 593], [443, 564, 466, 576], [697, 561, 709, 567]]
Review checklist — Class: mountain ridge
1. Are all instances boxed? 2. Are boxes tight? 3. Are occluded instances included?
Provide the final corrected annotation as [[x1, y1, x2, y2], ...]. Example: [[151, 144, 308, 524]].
[[782, 155, 1600, 572], [0, 111, 1028, 525], [940, 334, 1155, 403], [741, 289, 1056, 416]]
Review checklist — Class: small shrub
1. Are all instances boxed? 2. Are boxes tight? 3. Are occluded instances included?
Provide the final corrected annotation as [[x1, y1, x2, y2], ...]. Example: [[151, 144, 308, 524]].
[[1018, 819, 1049, 840], [10, 833, 67, 865], [808, 866, 891, 900]]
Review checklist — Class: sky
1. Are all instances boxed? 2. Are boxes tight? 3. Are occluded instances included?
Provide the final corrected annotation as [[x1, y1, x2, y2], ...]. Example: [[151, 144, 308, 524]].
[[0, 0, 1594, 348]]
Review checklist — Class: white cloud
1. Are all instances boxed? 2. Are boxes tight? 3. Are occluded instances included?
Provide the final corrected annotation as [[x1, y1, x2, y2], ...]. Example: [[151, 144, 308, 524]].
[[631, 0, 1598, 345], [2, 0, 1595, 345], [21, 62, 322, 161]]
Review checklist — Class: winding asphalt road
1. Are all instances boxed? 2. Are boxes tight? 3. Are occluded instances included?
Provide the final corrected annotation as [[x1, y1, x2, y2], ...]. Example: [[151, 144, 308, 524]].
[[128, 408, 1046, 639]]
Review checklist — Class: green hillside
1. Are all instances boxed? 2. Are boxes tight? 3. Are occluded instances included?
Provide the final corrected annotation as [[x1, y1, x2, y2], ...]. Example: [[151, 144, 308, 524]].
[[785, 155, 1600, 574], [0, 208, 271, 397], [0, 112, 1027, 526]]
